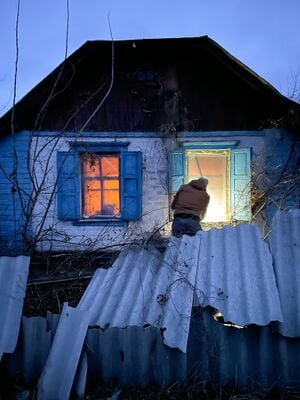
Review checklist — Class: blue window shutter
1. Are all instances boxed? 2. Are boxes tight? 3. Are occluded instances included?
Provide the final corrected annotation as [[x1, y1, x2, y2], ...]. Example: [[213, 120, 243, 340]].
[[230, 148, 251, 221], [171, 151, 184, 193], [57, 151, 80, 220], [121, 151, 142, 220]]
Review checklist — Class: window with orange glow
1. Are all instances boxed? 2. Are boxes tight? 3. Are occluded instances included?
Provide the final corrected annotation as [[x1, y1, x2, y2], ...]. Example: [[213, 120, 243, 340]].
[[81, 153, 120, 218]]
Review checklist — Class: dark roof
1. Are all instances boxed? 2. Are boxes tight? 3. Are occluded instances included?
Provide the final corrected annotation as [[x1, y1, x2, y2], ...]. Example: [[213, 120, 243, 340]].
[[0, 36, 297, 135]]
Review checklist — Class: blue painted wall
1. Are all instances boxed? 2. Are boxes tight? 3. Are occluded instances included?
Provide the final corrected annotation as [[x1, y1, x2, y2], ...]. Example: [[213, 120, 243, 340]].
[[0, 129, 298, 254], [0, 132, 31, 255]]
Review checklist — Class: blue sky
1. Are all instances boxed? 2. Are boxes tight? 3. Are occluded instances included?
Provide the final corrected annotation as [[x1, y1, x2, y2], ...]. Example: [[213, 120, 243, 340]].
[[1, 0, 300, 116]]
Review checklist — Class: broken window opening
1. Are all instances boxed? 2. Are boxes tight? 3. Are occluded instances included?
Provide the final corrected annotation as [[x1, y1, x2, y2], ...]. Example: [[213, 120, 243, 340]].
[[186, 150, 230, 223]]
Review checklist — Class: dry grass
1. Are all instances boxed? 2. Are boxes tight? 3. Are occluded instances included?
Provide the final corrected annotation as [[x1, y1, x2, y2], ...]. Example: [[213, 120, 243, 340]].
[[83, 380, 300, 400], [1, 373, 300, 400], [23, 251, 117, 316]]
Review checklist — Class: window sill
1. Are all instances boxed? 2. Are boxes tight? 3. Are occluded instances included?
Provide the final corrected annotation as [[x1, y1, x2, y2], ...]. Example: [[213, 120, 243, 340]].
[[73, 219, 128, 227], [201, 220, 251, 230]]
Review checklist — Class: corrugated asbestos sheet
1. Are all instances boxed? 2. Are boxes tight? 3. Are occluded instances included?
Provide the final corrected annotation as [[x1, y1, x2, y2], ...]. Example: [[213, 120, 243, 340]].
[[0, 256, 30, 361], [6, 313, 59, 385], [85, 325, 186, 387], [79, 236, 200, 353], [7, 313, 185, 389], [194, 223, 283, 326], [268, 209, 300, 337], [5, 211, 297, 398], [188, 310, 300, 390], [37, 303, 90, 400], [79, 223, 283, 353], [6, 310, 300, 391]]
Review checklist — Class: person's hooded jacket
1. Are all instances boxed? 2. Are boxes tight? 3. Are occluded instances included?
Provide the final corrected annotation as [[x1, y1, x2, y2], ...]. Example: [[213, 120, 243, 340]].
[[171, 178, 210, 220]]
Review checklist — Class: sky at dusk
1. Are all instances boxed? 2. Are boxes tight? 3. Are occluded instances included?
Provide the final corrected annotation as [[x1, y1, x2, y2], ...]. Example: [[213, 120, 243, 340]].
[[0, 0, 300, 117]]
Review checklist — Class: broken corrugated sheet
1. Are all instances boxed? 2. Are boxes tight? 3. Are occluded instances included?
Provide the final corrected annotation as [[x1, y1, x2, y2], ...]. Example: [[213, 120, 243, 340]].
[[86, 325, 186, 387], [268, 209, 300, 337], [37, 303, 89, 400], [194, 223, 283, 326], [79, 237, 200, 353], [21, 316, 53, 383], [188, 310, 300, 390], [7, 314, 186, 388], [0, 256, 30, 361], [5, 309, 300, 391], [79, 223, 283, 353], [72, 351, 88, 400], [6, 313, 60, 385]]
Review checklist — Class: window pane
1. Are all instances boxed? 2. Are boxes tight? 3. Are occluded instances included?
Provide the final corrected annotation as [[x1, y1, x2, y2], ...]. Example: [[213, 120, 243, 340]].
[[101, 157, 119, 177], [83, 181, 101, 217], [81, 154, 120, 218], [82, 156, 100, 177], [186, 151, 229, 222], [103, 180, 120, 216]]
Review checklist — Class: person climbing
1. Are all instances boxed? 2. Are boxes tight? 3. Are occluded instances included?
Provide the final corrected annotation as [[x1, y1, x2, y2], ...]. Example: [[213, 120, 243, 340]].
[[171, 177, 210, 238]]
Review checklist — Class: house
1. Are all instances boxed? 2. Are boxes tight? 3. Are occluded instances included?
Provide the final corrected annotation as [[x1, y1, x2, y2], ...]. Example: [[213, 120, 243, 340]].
[[0, 36, 299, 255]]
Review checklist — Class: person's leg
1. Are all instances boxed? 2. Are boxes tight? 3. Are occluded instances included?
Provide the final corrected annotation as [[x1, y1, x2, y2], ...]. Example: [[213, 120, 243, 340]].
[[172, 217, 188, 238], [172, 217, 201, 237], [185, 218, 201, 236]]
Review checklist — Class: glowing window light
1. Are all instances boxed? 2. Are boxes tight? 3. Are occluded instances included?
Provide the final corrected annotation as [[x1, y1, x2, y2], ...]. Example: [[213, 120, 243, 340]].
[[186, 150, 230, 223], [81, 154, 120, 217]]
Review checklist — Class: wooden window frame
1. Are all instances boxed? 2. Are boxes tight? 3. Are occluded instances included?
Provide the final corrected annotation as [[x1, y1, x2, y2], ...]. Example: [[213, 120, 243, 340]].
[[81, 153, 121, 219], [170, 143, 251, 226], [57, 143, 142, 225]]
